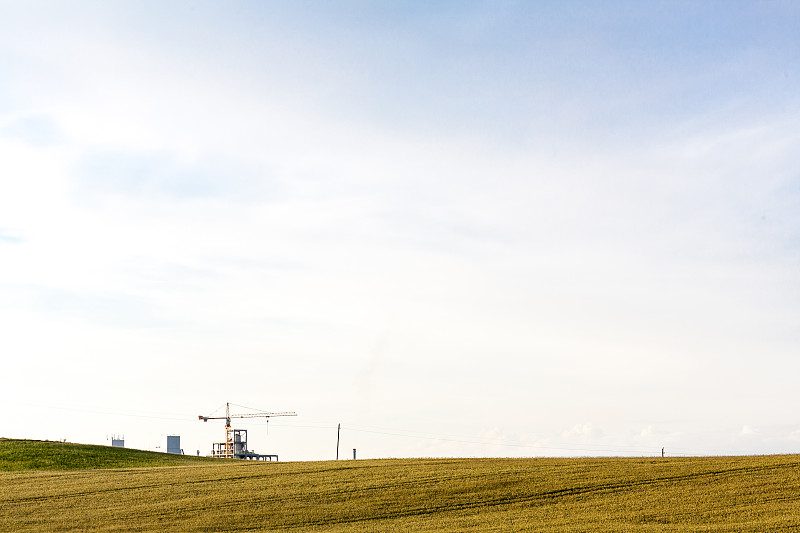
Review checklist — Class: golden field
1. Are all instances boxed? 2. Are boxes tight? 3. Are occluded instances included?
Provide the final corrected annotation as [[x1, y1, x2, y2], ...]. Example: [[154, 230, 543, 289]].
[[1, 439, 799, 531]]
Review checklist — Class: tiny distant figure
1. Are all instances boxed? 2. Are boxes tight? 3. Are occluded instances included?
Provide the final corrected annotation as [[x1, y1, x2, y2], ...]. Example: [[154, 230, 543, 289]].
[[662, 447, 664, 458]]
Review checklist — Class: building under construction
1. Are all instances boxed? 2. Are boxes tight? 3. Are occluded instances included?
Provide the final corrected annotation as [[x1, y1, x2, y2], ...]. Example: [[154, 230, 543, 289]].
[[199, 403, 296, 461], [210, 429, 277, 460]]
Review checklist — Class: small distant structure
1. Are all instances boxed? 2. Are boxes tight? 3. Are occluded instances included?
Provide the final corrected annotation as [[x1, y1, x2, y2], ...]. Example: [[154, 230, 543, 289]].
[[199, 402, 296, 461], [111, 435, 124, 448], [167, 435, 183, 455]]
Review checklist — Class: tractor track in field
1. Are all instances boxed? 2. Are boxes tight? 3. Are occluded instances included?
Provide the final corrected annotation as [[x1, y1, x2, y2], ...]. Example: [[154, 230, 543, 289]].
[[0, 462, 523, 505], [0, 471, 284, 504], [274, 461, 800, 529], [4, 459, 799, 530], [7, 461, 799, 510]]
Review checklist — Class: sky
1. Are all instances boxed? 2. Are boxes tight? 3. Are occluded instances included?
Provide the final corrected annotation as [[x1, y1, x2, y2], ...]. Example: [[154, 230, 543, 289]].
[[1, 1, 799, 461]]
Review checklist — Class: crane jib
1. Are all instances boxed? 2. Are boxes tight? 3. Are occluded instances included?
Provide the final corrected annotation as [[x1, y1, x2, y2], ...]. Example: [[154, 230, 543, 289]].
[[197, 403, 297, 460]]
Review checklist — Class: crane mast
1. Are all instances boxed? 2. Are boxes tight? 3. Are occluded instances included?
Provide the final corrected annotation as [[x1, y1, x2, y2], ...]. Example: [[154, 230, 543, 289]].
[[199, 402, 297, 459]]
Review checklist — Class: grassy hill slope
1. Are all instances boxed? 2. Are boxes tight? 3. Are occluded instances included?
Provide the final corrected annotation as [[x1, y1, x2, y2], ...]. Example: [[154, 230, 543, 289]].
[[1, 440, 799, 532], [0, 438, 217, 471]]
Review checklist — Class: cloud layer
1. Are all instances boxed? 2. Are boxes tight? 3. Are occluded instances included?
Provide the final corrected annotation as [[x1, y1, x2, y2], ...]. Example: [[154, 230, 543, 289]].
[[1, 1, 799, 459]]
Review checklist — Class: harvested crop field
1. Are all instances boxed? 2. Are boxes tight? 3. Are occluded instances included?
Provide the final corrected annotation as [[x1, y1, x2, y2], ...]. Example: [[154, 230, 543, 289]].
[[1, 440, 799, 531]]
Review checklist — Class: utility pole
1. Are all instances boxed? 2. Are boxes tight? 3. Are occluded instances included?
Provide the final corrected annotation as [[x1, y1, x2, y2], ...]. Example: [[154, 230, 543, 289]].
[[336, 423, 341, 460]]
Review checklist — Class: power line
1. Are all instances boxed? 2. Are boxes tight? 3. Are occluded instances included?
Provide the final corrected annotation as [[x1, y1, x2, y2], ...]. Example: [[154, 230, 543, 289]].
[[15, 401, 195, 422], [340, 426, 661, 456], [272, 421, 787, 457], [14, 401, 790, 457], [341, 422, 661, 452]]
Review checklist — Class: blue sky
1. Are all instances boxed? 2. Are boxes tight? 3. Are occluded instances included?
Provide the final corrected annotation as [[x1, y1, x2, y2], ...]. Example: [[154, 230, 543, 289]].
[[1, 1, 799, 459]]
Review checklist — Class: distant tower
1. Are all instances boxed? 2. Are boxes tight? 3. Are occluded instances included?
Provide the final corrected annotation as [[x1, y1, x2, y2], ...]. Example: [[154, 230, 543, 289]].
[[111, 434, 125, 448], [167, 435, 183, 454]]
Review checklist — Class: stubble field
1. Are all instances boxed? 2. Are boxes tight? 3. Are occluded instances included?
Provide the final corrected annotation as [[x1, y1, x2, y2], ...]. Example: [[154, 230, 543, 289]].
[[1, 439, 799, 531]]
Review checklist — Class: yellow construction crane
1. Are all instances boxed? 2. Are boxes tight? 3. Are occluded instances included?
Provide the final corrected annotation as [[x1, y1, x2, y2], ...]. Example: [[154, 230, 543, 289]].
[[199, 402, 297, 459]]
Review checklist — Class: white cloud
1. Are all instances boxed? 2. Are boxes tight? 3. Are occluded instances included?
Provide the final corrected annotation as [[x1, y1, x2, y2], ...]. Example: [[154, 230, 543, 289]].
[[562, 424, 604, 442]]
